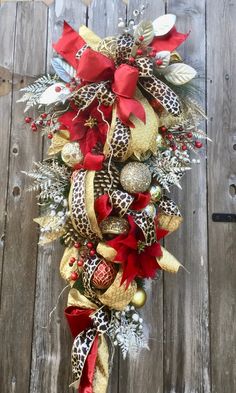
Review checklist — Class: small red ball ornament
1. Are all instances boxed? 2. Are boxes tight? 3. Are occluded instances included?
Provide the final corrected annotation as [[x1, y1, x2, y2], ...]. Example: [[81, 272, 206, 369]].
[[91, 260, 117, 290], [77, 260, 84, 267], [41, 113, 47, 119], [70, 257, 76, 263], [74, 242, 81, 249], [195, 141, 203, 149], [25, 116, 32, 124], [89, 249, 96, 257], [136, 49, 143, 56], [160, 126, 168, 133], [149, 51, 156, 58], [70, 272, 79, 281], [55, 86, 62, 92], [182, 144, 187, 151], [87, 242, 93, 249], [166, 133, 173, 140], [187, 132, 193, 138], [129, 57, 135, 64], [139, 35, 144, 41], [31, 123, 37, 131], [47, 133, 53, 139]]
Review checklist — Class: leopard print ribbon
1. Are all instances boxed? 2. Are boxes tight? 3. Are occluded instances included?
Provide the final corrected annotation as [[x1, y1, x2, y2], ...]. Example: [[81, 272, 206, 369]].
[[139, 75, 182, 116], [111, 190, 134, 217], [129, 210, 157, 246], [70, 306, 110, 389]]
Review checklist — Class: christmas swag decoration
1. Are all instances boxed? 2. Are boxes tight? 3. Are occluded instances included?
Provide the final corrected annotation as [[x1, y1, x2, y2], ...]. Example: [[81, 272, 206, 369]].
[[19, 7, 208, 393]]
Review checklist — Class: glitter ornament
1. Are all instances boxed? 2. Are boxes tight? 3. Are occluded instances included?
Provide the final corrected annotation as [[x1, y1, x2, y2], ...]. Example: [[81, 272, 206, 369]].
[[100, 216, 130, 237], [91, 260, 117, 290], [120, 162, 152, 194], [149, 185, 162, 202], [131, 287, 147, 308], [61, 142, 84, 167]]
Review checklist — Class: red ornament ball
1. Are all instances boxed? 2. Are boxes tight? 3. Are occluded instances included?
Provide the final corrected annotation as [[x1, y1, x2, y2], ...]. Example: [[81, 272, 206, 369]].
[[77, 259, 84, 267], [74, 242, 81, 249], [139, 35, 144, 41], [47, 133, 53, 139], [195, 141, 203, 149], [41, 113, 47, 119], [25, 116, 32, 124], [31, 122, 37, 131], [55, 86, 62, 92], [136, 49, 143, 56], [70, 272, 79, 281], [129, 56, 135, 64], [160, 126, 168, 133], [91, 260, 117, 290], [187, 132, 193, 138], [182, 144, 187, 151]]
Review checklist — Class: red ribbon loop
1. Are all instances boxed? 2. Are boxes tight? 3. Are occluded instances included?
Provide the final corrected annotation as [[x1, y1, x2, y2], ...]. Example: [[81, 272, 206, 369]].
[[77, 48, 115, 82]]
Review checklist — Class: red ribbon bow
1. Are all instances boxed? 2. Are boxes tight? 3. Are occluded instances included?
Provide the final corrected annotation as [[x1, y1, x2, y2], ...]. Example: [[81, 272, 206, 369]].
[[77, 48, 146, 127]]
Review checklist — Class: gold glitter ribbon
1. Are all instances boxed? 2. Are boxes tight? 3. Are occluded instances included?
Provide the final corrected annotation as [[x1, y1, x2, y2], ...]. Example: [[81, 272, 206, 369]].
[[79, 25, 101, 50], [158, 247, 182, 273], [124, 89, 159, 160], [85, 171, 103, 239], [98, 270, 137, 310], [47, 129, 69, 155]]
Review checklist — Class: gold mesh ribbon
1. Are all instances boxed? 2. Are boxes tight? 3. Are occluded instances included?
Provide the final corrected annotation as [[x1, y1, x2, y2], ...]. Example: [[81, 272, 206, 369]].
[[124, 89, 159, 160], [158, 212, 183, 233], [60, 247, 79, 283], [98, 270, 137, 310], [158, 247, 182, 273], [85, 171, 103, 239]]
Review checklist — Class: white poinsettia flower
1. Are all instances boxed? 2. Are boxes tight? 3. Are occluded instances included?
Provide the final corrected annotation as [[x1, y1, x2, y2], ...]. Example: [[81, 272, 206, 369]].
[[39, 83, 71, 105], [152, 14, 176, 36]]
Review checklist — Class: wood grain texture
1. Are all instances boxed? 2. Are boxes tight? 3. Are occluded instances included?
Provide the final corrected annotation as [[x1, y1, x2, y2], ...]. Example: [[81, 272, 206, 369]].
[[118, 2, 165, 393], [207, 0, 236, 392], [164, 1, 210, 392], [0, 3, 48, 393], [30, 2, 87, 393]]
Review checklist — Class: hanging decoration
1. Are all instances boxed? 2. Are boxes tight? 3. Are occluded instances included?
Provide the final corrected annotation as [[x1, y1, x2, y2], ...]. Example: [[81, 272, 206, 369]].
[[19, 6, 208, 392]]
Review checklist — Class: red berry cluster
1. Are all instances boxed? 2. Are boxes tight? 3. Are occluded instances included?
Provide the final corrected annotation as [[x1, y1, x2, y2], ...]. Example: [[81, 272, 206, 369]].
[[128, 36, 160, 66], [159, 125, 203, 152], [69, 241, 96, 281], [24, 112, 56, 139]]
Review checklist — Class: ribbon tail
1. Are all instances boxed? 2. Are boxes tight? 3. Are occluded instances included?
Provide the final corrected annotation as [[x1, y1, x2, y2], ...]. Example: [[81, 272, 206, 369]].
[[117, 96, 146, 127], [79, 334, 99, 393]]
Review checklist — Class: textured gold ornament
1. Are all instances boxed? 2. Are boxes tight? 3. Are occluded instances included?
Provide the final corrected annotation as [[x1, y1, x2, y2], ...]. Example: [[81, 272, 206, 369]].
[[120, 162, 152, 194], [130, 287, 147, 308], [150, 184, 162, 202], [61, 142, 84, 167], [100, 216, 129, 236]]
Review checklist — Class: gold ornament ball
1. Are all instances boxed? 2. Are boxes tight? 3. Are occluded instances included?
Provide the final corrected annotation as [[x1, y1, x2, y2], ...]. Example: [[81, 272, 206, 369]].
[[100, 216, 130, 236], [120, 162, 152, 194], [149, 185, 162, 202], [61, 142, 84, 167], [131, 287, 147, 308]]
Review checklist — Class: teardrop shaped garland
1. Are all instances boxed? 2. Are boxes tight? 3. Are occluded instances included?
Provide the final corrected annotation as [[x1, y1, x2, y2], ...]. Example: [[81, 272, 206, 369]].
[[19, 9, 208, 393]]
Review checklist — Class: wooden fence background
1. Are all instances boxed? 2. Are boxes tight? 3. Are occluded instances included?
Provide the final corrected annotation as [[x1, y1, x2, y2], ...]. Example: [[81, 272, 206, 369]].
[[0, 1, 235, 392]]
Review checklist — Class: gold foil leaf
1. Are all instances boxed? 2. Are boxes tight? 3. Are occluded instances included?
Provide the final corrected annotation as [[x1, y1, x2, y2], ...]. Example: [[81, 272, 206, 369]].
[[158, 247, 182, 273]]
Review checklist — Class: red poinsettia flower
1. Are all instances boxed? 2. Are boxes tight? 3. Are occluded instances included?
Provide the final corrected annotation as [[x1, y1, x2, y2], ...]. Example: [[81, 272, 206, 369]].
[[107, 215, 162, 286], [58, 102, 112, 155]]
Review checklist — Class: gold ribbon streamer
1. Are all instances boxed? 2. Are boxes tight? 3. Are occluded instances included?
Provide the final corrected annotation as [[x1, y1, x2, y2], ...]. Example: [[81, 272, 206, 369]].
[[79, 25, 101, 50], [93, 335, 109, 393], [85, 171, 103, 239], [158, 247, 182, 273]]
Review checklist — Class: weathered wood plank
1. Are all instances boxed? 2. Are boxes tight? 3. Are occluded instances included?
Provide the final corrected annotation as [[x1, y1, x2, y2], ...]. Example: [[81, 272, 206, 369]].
[[118, 2, 165, 393], [29, 2, 87, 393], [0, 3, 48, 393], [0, 2, 17, 297], [164, 1, 210, 392], [207, 0, 236, 392]]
